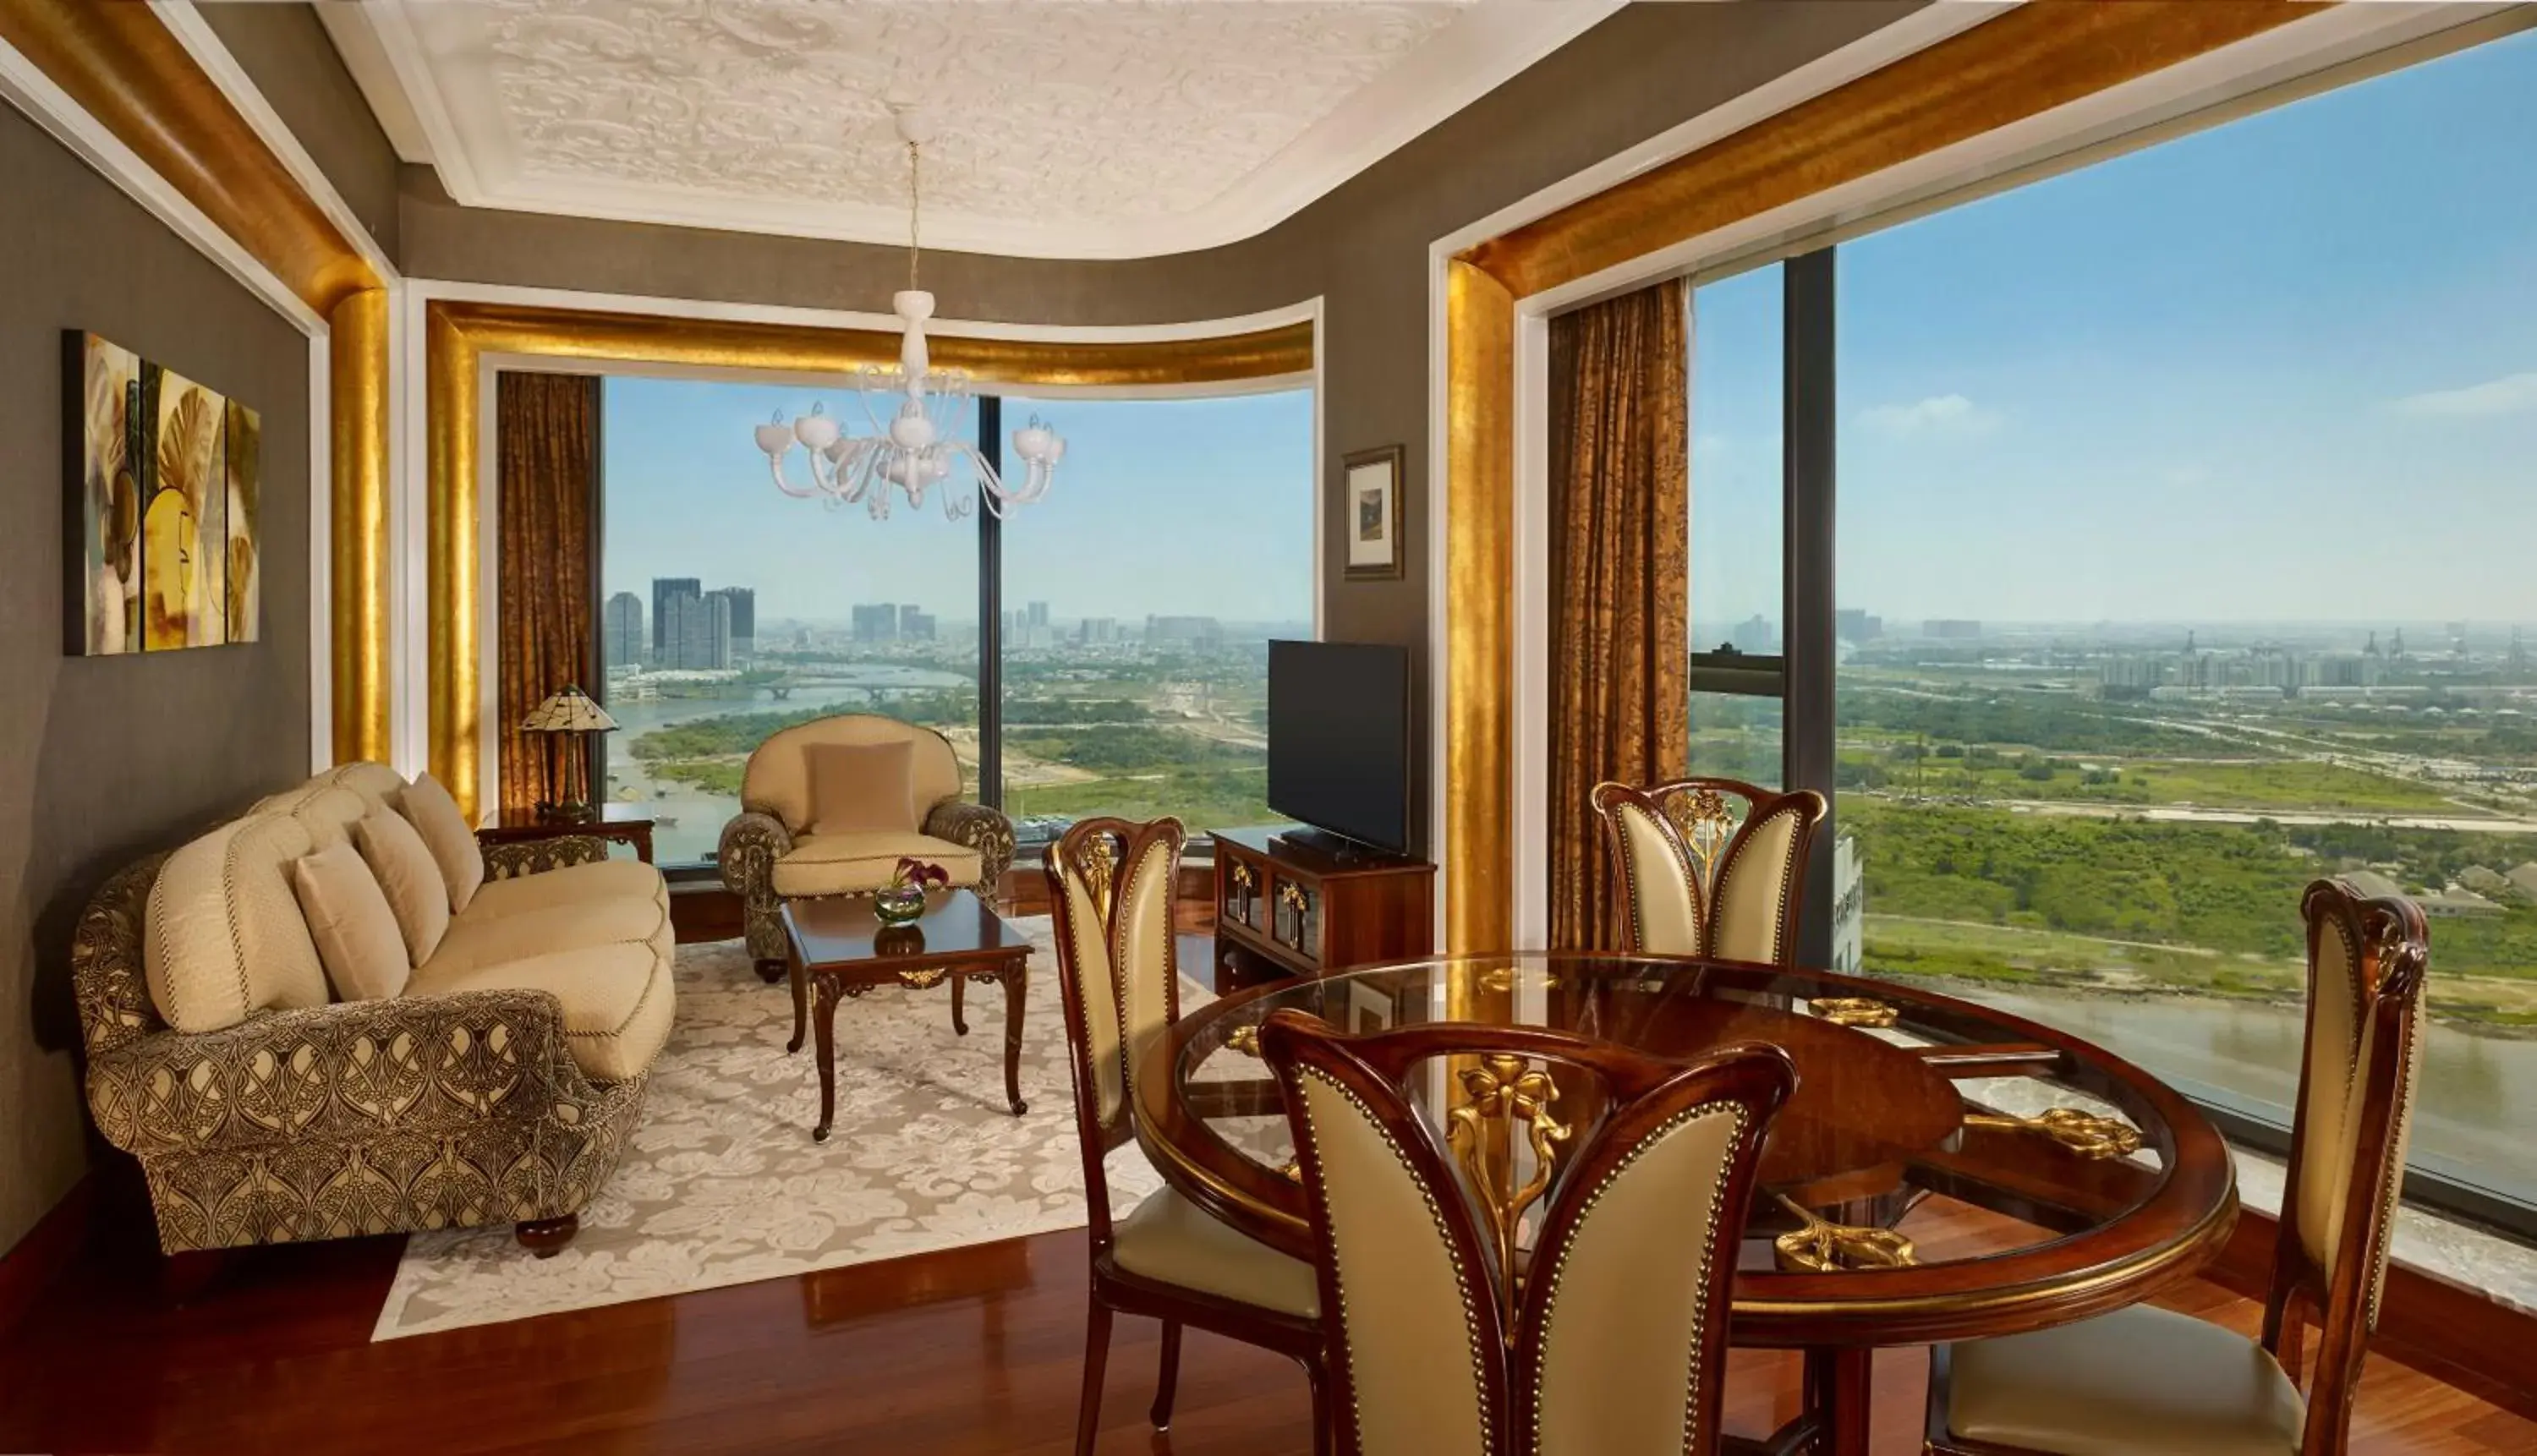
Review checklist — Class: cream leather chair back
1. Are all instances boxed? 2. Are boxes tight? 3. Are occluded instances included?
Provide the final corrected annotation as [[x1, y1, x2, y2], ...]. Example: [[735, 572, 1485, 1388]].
[[1592, 779, 1827, 966], [2278, 879, 2429, 1355], [1258, 1015, 1793, 1456], [1044, 818, 1186, 1218], [741, 714, 963, 834]]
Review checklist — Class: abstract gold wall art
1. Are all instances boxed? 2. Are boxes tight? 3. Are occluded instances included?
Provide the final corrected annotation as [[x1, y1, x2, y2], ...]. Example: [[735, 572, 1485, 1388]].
[[64, 332, 259, 655]]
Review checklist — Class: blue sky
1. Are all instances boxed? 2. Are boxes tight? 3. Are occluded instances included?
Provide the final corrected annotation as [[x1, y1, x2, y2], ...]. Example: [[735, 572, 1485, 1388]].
[[611, 30, 2534, 636], [604, 379, 1312, 625], [1697, 25, 2537, 631]]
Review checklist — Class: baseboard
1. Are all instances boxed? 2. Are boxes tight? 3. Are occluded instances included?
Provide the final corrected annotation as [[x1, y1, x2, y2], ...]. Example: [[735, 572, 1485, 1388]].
[[0, 1174, 94, 1337], [2209, 1203, 2537, 1420]]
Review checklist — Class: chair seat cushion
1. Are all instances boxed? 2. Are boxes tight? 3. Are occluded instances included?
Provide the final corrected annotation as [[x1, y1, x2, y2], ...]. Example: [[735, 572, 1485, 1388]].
[[1947, 1303, 2305, 1456], [1111, 1187, 1320, 1319], [406, 940, 673, 1082], [466, 858, 668, 919], [771, 831, 984, 898]]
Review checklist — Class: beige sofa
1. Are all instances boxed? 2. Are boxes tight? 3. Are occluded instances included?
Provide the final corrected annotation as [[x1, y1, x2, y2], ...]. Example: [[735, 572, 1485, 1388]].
[[72, 761, 674, 1258], [718, 714, 1016, 975]]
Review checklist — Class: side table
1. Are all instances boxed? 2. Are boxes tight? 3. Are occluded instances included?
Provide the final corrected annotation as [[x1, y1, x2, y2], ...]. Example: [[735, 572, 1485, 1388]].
[[780, 889, 1031, 1141], [477, 803, 656, 864]]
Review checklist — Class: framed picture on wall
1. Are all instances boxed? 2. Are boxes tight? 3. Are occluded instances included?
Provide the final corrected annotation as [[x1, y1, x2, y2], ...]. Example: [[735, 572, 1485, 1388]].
[[1342, 444, 1404, 582], [63, 331, 260, 656]]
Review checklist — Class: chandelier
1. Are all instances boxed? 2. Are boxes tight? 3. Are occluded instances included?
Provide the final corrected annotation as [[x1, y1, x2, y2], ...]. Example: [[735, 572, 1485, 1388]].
[[753, 109, 1063, 520]]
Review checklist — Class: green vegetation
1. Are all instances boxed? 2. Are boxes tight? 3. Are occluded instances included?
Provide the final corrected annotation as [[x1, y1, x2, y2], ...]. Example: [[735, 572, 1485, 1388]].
[[1005, 725, 1261, 774]]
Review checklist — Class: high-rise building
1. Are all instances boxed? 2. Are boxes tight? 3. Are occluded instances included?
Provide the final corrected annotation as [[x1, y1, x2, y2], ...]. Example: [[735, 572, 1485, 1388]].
[[1027, 601, 1049, 629], [661, 588, 731, 670], [710, 587, 756, 660], [1834, 609, 1883, 643], [603, 591, 644, 668], [1146, 615, 1221, 644], [1729, 614, 1778, 654], [852, 603, 899, 643], [1924, 619, 1982, 639], [899, 605, 936, 641], [1077, 616, 1119, 644], [651, 577, 700, 655]]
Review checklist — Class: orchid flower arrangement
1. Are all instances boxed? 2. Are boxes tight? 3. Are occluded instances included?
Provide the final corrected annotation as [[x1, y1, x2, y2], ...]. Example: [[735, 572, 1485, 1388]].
[[890, 858, 952, 895]]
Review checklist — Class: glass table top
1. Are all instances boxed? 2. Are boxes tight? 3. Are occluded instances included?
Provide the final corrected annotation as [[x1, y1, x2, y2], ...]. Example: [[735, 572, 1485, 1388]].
[[1139, 952, 2238, 1343]]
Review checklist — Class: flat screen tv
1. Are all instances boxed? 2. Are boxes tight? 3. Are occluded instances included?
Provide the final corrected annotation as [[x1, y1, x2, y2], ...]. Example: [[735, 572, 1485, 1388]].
[[1266, 640, 1411, 854]]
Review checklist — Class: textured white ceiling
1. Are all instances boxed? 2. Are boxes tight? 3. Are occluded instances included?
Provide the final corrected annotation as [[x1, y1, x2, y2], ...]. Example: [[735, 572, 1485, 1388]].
[[338, 0, 1619, 258]]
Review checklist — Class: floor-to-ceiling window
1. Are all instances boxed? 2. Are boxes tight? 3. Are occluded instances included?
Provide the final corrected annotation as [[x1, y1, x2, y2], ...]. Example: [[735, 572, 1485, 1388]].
[[996, 389, 1314, 839], [596, 375, 1313, 868], [1686, 265, 1787, 787], [598, 375, 983, 866], [1828, 31, 2537, 1216]]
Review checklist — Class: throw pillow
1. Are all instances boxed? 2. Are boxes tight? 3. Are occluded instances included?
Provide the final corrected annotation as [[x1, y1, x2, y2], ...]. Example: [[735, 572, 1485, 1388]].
[[290, 839, 411, 1001], [398, 770, 486, 913], [806, 740, 919, 836], [354, 805, 452, 965]]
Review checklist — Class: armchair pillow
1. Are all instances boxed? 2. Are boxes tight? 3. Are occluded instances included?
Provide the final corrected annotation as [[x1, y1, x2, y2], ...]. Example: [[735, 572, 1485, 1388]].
[[354, 805, 450, 965], [398, 770, 486, 913], [291, 838, 411, 1000], [806, 740, 918, 835]]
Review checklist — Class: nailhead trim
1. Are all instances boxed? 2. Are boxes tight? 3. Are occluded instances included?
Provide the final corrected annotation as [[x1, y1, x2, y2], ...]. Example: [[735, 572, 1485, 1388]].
[[1526, 1102, 1750, 1454], [1295, 1065, 1497, 1456]]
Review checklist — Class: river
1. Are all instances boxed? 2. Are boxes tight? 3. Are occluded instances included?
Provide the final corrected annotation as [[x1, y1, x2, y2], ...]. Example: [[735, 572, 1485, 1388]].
[[600, 667, 973, 864], [1921, 981, 2537, 1207]]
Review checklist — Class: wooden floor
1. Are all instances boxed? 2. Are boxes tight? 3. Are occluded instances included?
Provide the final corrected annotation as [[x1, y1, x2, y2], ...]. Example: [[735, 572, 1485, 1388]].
[[3, 913, 2528, 1453], [1, 1196, 2529, 1456]]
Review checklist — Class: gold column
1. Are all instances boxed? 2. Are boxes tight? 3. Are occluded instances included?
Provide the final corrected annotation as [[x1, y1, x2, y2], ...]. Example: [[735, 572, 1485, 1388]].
[[426, 304, 483, 820], [328, 289, 391, 764], [1444, 260, 1515, 956]]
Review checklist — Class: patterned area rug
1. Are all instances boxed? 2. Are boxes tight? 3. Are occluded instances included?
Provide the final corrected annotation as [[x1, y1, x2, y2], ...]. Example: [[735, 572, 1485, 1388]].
[[374, 920, 1162, 1339]]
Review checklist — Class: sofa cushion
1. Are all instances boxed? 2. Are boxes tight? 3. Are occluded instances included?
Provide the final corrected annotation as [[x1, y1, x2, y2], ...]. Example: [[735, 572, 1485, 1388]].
[[323, 760, 410, 810], [354, 807, 449, 966], [770, 831, 984, 898], [290, 785, 371, 851], [291, 838, 411, 1001], [742, 715, 962, 835], [406, 941, 674, 1082], [398, 771, 486, 913], [145, 814, 331, 1033], [807, 740, 918, 835], [427, 892, 671, 980], [466, 857, 669, 920]]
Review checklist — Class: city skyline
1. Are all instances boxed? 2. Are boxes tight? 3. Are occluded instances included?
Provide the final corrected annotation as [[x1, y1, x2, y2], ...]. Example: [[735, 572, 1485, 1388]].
[[602, 381, 1313, 622]]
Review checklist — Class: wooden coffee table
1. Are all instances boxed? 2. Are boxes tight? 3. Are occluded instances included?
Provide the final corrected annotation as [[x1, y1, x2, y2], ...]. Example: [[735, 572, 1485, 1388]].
[[780, 889, 1031, 1141]]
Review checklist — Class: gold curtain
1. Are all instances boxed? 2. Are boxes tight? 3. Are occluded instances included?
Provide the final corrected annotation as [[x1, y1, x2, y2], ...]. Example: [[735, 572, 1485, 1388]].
[[1547, 279, 1690, 950], [495, 371, 600, 818]]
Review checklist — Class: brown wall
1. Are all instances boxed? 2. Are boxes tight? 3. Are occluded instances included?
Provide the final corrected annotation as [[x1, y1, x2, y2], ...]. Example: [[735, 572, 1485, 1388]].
[[397, 3, 1920, 847], [0, 103, 315, 1256], [193, 0, 401, 260]]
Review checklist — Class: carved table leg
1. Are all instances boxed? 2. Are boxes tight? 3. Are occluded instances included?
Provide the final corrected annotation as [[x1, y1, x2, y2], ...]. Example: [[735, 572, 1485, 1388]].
[[951, 970, 968, 1037], [1000, 958, 1028, 1117], [813, 971, 842, 1141], [1803, 1346, 1873, 1456], [787, 953, 807, 1054]]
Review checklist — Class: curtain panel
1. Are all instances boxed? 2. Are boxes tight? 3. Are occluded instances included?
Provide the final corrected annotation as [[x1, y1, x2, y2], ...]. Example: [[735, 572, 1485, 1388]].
[[495, 371, 601, 818], [1547, 279, 1690, 950]]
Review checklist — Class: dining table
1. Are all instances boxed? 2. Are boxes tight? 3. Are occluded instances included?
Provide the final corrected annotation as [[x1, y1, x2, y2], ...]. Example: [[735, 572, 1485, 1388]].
[[1132, 950, 2241, 1456]]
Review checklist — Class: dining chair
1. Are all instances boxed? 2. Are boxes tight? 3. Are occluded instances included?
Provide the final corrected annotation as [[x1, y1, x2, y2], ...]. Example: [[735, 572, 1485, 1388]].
[[1256, 1009, 1795, 1456], [1044, 817, 1331, 1456], [1590, 778, 1827, 963], [1924, 877, 2430, 1456]]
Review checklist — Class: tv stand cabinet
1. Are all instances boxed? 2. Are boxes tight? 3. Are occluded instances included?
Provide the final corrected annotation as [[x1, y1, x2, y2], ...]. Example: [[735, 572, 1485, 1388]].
[[1208, 827, 1435, 988]]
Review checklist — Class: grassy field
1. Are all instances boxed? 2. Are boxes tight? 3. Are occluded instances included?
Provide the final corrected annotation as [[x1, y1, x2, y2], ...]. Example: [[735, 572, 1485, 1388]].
[[1840, 749, 2461, 814]]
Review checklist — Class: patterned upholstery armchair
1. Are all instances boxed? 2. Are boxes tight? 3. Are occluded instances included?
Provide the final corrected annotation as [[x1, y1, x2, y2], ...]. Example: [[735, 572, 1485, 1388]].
[[72, 763, 669, 1261], [719, 714, 1016, 976]]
